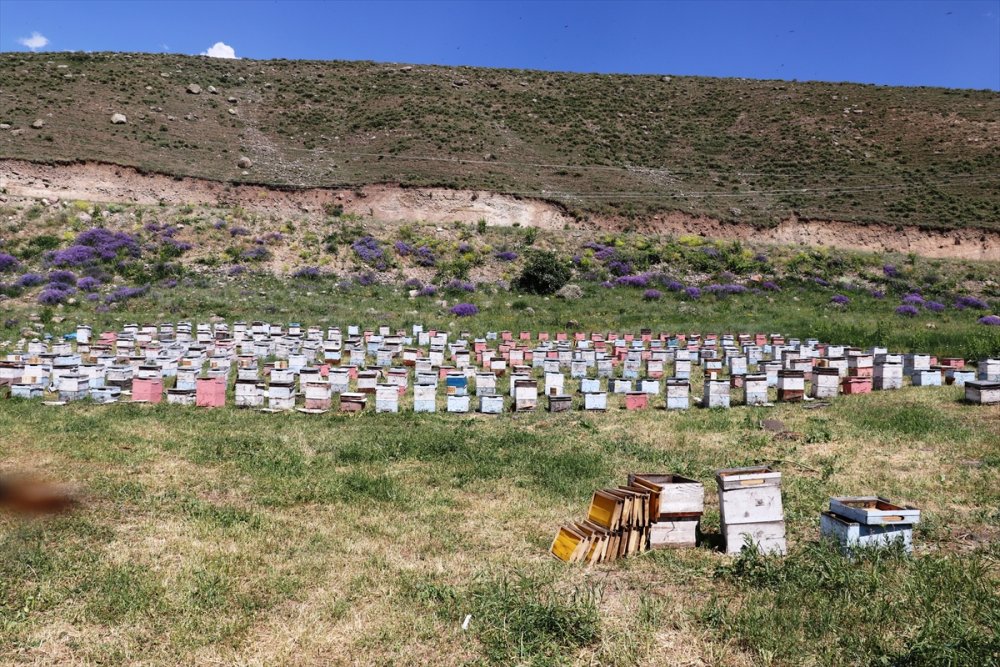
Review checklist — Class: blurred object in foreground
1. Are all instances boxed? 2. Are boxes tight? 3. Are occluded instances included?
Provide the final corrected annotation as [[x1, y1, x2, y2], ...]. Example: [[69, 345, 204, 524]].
[[0, 475, 79, 516]]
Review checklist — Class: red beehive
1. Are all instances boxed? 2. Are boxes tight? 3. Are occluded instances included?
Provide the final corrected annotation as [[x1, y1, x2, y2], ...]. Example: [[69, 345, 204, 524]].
[[132, 378, 163, 404], [196, 377, 226, 407]]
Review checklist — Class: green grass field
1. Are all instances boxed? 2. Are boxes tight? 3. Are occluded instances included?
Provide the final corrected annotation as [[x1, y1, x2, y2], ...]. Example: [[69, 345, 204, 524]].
[[1, 284, 999, 666]]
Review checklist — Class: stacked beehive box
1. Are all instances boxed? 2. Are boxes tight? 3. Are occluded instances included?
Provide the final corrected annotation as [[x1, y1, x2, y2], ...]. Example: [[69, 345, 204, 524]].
[[716, 466, 787, 555], [820, 496, 920, 556], [549, 481, 653, 564], [628, 473, 704, 548]]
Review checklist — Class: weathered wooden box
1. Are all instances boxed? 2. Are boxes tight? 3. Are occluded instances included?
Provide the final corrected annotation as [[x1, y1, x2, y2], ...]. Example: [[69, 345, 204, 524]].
[[717, 466, 784, 526], [842, 376, 872, 394], [547, 394, 572, 412], [811, 367, 840, 399], [743, 374, 768, 405], [583, 392, 607, 411], [166, 388, 196, 406], [702, 379, 730, 408], [722, 521, 787, 555], [965, 380, 1000, 405], [978, 358, 1000, 382], [945, 369, 976, 386], [829, 497, 920, 526], [447, 394, 470, 413], [910, 368, 942, 387], [649, 519, 699, 549], [479, 393, 504, 414], [873, 362, 903, 390], [11, 384, 43, 399], [665, 378, 689, 410], [820, 511, 913, 556], [234, 380, 265, 408], [625, 391, 649, 410], [776, 370, 805, 402], [375, 383, 399, 413], [628, 473, 704, 517]]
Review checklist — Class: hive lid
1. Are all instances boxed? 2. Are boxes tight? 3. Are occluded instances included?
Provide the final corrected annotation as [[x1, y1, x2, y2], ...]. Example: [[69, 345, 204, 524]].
[[829, 496, 920, 525]]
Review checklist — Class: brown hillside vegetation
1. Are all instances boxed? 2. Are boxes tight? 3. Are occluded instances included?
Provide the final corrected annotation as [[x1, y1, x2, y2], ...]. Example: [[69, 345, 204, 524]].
[[1, 52, 998, 232], [3, 158, 999, 260]]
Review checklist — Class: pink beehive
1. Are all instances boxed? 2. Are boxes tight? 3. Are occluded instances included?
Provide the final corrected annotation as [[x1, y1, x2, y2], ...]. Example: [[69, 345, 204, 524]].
[[841, 376, 872, 395], [132, 378, 163, 404], [625, 392, 649, 410], [196, 377, 227, 407], [538, 332, 549, 342], [519, 331, 531, 341]]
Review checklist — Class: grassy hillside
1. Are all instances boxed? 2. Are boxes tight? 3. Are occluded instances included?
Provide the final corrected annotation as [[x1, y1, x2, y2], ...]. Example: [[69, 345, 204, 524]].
[[1, 52, 998, 229]]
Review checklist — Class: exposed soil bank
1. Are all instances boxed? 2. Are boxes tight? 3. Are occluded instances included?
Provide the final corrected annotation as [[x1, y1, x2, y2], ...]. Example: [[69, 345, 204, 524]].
[[2, 159, 997, 261]]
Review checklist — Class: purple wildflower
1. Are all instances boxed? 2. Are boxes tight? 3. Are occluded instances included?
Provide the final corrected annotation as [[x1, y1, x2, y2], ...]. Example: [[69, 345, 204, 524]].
[[74, 228, 141, 260], [48, 270, 77, 286], [77, 276, 102, 292], [450, 303, 479, 317], [0, 253, 19, 273], [48, 245, 97, 267], [354, 272, 377, 286], [813, 277, 831, 287], [394, 241, 413, 256], [106, 286, 147, 303], [978, 315, 1000, 326], [870, 289, 886, 299], [701, 247, 720, 258], [292, 266, 321, 280], [831, 294, 850, 305], [643, 289, 662, 301], [445, 279, 476, 293], [228, 265, 246, 276], [895, 305, 919, 317], [229, 226, 250, 237], [723, 284, 747, 295], [615, 274, 650, 288], [684, 286, 701, 299], [241, 246, 271, 261], [494, 251, 518, 262], [415, 246, 436, 267], [37, 286, 73, 305], [404, 278, 423, 289], [161, 279, 178, 289], [901, 293, 925, 306], [600, 280, 614, 288], [753, 253, 769, 263], [417, 285, 437, 297], [458, 243, 473, 253], [955, 296, 989, 310], [925, 301, 945, 313], [665, 280, 684, 292], [883, 264, 899, 278], [607, 260, 633, 276], [352, 236, 384, 264], [15, 273, 44, 288], [761, 281, 780, 291], [213, 219, 227, 229], [85, 293, 100, 301]]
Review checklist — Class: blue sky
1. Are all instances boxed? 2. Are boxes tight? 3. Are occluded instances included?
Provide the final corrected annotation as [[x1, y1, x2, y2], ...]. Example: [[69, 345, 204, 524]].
[[1, 0, 998, 89]]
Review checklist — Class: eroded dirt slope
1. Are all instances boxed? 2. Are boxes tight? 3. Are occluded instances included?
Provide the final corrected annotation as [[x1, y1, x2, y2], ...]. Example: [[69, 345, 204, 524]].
[[2, 159, 998, 261]]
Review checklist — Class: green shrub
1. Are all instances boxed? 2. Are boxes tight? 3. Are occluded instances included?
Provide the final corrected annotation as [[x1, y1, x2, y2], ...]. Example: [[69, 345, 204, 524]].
[[516, 250, 571, 295]]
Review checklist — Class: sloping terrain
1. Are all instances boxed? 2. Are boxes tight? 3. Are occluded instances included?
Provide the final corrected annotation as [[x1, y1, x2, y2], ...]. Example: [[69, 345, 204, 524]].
[[1, 52, 998, 231]]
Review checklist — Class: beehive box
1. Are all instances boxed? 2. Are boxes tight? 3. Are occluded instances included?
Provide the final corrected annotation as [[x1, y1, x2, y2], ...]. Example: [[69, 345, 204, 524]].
[[829, 497, 920, 526], [11, 384, 43, 399], [447, 394, 471, 413], [820, 511, 913, 556], [639, 378, 660, 395], [196, 377, 226, 407], [304, 381, 332, 410], [649, 519, 699, 549], [702, 379, 730, 408], [910, 368, 941, 387], [842, 376, 872, 394], [945, 369, 976, 386], [625, 391, 648, 410], [339, 392, 367, 412], [628, 473, 704, 518], [965, 380, 1000, 405], [547, 394, 572, 412], [584, 392, 607, 411], [479, 393, 504, 414], [716, 467, 784, 525], [665, 379, 689, 410], [166, 388, 196, 406], [375, 383, 399, 413], [235, 380, 265, 408], [874, 362, 903, 390], [743, 374, 768, 406], [475, 372, 497, 396], [776, 370, 805, 401], [132, 378, 163, 404], [722, 521, 786, 555], [514, 379, 538, 411], [811, 367, 840, 398], [414, 383, 437, 413], [978, 358, 1000, 382]]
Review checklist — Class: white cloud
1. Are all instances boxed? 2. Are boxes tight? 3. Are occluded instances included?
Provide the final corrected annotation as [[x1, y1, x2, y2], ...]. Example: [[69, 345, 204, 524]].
[[18, 32, 49, 50], [201, 42, 237, 59]]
